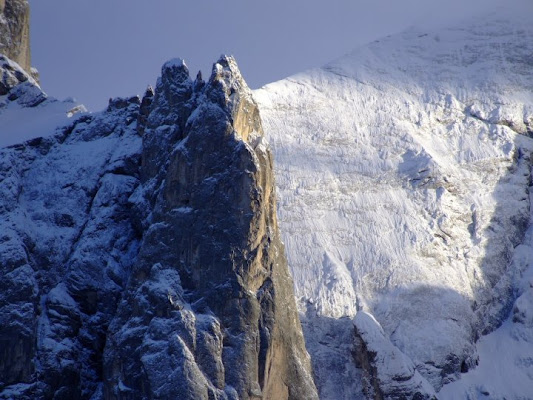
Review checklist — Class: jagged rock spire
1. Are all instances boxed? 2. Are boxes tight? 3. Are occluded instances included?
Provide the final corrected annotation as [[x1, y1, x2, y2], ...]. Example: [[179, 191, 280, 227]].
[[103, 56, 319, 400], [0, 51, 318, 399]]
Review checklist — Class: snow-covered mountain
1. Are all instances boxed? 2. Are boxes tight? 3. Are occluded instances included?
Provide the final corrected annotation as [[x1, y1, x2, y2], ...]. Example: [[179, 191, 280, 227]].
[[255, 2, 533, 398], [2, 0, 533, 399], [0, 55, 85, 147]]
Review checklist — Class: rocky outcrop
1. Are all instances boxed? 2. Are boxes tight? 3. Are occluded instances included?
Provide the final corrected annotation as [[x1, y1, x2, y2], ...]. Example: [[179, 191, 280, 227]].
[[0, 54, 42, 103], [354, 312, 437, 400], [103, 56, 318, 400], [0, 54, 317, 399], [512, 281, 533, 342], [0, 0, 32, 75]]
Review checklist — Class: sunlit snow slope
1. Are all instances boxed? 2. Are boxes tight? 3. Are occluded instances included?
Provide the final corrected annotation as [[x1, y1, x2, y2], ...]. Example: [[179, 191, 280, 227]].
[[255, 2, 533, 398]]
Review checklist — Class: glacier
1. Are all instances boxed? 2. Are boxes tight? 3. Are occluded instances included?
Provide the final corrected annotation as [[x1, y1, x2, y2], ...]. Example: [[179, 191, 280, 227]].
[[255, 2, 533, 398]]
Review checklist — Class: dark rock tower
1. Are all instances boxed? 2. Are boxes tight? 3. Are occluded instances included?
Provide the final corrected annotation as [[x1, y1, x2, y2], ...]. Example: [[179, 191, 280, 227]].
[[103, 57, 318, 400]]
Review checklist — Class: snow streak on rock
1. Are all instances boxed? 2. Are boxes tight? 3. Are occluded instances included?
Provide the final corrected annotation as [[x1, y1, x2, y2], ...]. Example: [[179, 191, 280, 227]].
[[354, 311, 436, 399]]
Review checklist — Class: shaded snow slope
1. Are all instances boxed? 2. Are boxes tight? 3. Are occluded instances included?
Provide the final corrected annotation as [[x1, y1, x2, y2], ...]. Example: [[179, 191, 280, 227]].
[[440, 188, 533, 399], [0, 55, 85, 147], [255, 2, 533, 397]]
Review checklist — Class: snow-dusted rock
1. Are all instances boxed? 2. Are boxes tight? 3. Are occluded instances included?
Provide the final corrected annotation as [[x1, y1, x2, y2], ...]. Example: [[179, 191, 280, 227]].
[[0, 49, 142, 399], [0, 52, 317, 399], [0, 91, 143, 398], [0, 54, 85, 147], [0, 54, 28, 95], [354, 311, 437, 400], [513, 285, 533, 332]]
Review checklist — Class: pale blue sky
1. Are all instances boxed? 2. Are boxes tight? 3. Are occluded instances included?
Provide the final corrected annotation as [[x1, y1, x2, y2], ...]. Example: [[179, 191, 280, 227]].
[[29, 0, 503, 111]]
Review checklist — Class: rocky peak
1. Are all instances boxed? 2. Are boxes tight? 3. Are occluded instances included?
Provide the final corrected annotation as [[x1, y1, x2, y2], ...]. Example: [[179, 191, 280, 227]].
[[0, 0, 32, 76], [158, 58, 193, 110], [104, 55, 319, 400], [0, 53, 30, 95], [206, 55, 262, 144], [0, 50, 318, 399]]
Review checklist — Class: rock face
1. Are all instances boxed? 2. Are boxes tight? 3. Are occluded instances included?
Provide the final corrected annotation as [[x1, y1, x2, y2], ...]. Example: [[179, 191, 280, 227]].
[[1, 5, 316, 394], [0, 54, 37, 96], [103, 56, 318, 400], [0, 54, 317, 400], [0, 0, 31, 74]]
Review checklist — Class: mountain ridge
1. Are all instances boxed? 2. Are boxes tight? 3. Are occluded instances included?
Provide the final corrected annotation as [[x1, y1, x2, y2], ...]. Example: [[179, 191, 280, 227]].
[[1, 1, 533, 399]]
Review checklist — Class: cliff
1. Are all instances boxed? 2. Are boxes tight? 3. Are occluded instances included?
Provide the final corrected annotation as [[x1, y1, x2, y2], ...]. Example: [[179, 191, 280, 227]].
[[0, 52, 317, 399], [0, 0, 32, 75], [103, 56, 318, 400]]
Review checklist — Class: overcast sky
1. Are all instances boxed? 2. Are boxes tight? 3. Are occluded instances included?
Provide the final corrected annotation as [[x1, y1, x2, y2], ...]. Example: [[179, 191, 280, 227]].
[[28, 0, 504, 111]]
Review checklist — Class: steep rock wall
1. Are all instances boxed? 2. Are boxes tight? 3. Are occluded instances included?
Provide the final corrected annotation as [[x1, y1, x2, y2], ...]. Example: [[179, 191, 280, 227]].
[[103, 56, 318, 400]]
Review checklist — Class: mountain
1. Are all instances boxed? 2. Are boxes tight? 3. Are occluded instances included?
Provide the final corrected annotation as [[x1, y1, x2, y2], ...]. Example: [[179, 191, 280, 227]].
[[0, 1, 317, 398], [2, 0, 533, 399], [0, 54, 84, 147], [102, 57, 317, 400], [0, 55, 318, 400], [254, 2, 533, 398]]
